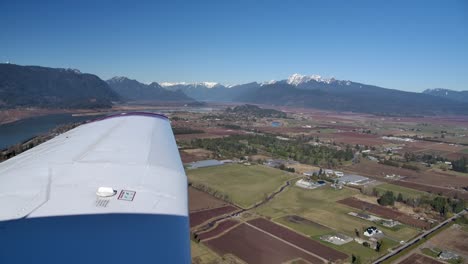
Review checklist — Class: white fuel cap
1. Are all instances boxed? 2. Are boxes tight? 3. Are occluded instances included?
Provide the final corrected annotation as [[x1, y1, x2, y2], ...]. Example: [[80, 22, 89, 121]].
[[96, 187, 117, 197]]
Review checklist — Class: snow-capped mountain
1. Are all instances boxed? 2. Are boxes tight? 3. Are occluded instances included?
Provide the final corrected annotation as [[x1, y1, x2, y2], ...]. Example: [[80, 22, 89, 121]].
[[160, 81, 221, 89], [423, 88, 468, 103], [287, 73, 336, 85], [110, 74, 468, 115]]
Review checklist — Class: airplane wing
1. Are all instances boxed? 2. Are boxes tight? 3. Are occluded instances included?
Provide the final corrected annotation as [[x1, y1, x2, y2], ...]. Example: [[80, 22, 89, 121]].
[[0, 112, 190, 263]]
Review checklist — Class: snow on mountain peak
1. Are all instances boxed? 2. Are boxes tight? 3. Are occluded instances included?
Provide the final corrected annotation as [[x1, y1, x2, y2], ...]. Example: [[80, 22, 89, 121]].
[[199, 82, 219, 88], [160, 82, 187, 87], [160, 81, 220, 88], [287, 73, 335, 85], [261, 80, 277, 86]]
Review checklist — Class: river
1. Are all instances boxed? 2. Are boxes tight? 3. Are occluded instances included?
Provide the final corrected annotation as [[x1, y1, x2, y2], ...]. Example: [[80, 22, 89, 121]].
[[0, 113, 105, 150], [0, 107, 215, 150]]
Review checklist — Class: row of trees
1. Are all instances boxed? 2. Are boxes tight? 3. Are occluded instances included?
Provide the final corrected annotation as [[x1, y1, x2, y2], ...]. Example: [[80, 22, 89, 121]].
[[374, 190, 465, 216], [189, 182, 232, 203], [403, 151, 467, 173]]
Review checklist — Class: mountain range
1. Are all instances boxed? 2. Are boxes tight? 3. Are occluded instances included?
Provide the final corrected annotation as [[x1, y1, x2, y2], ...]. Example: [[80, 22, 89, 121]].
[[0, 63, 119, 108], [106, 77, 193, 102], [422, 88, 468, 103], [156, 74, 468, 115], [1, 63, 467, 115]]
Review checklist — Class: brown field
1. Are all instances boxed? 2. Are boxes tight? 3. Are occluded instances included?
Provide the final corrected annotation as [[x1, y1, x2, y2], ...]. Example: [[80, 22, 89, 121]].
[[180, 148, 213, 163], [407, 141, 464, 153], [326, 132, 387, 146], [339, 197, 431, 229], [188, 187, 228, 212], [429, 224, 468, 256], [189, 205, 239, 228], [347, 160, 468, 199], [204, 223, 325, 264], [395, 181, 468, 200], [196, 220, 240, 241], [248, 218, 348, 262], [398, 253, 444, 264]]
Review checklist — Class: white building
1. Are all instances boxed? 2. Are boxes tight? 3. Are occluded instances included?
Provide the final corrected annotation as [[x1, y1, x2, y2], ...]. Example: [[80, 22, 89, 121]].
[[364, 226, 383, 237]]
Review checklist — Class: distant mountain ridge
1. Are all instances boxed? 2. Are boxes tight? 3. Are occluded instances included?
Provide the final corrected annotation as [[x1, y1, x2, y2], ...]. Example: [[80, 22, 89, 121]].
[[157, 73, 468, 115], [106, 77, 193, 102], [2, 64, 467, 115], [160, 81, 258, 102], [0, 63, 119, 109], [423, 88, 468, 103]]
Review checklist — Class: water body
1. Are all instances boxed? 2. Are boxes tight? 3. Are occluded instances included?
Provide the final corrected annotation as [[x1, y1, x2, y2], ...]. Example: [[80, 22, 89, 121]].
[[271, 121, 281, 127], [0, 107, 215, 150], [0, 113, 105, 150]]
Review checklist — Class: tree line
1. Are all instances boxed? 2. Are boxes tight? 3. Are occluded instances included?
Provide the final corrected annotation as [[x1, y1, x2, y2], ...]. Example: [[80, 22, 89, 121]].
[[187, 134, 354, 167]]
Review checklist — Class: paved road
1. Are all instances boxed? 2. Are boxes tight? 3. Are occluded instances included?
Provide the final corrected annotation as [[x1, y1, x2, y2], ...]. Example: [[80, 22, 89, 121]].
[[372, 209, 467, 264]]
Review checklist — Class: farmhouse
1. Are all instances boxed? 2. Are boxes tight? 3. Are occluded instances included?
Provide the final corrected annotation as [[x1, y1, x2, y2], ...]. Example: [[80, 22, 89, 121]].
[[364, 226, 383, 237], [188, 159, 224, 169]]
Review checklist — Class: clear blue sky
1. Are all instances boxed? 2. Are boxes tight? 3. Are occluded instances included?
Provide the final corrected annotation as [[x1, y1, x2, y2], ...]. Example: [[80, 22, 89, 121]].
[[1, 0, 467, 91]]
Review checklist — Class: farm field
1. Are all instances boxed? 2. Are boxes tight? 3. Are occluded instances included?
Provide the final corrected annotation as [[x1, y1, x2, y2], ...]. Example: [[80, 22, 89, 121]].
[[398, 253, 444, 264], [253, 185, 419, 242], [346, 160, 466, 191], [339, 197, 431, 229], [247, 217, 348, 262], [426, 224, 468, 259], [204, 223, 325, 264], [374, 183, 428, 200], [275, 215, 384, 263], [187, 164, 293, 208], [191, 241, 223, 264], [190, 205, 239, 228], [196, 220, 240, 241], [347, 160, 468, 199], [189, 186, 228, 212]]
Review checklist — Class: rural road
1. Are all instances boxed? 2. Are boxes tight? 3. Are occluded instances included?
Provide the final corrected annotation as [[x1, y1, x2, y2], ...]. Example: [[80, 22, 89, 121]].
[[372, 209, 467, 264]]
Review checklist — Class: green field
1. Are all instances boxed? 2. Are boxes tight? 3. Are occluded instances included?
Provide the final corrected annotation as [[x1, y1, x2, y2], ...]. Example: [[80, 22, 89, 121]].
[[254, 185, 419, 243], [273, 209, 399, 263], [187, 164, 293, 208], [191, 241, 221, 264], [374, 183, 427, 200]]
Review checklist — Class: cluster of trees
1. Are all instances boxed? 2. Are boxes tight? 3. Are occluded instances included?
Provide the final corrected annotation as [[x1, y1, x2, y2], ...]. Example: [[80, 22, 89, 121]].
[[380, 159, 420, 171], [225, 104, 287, 118], [172, 127, 205, 135], [188, 137, 258, 158], [374, 190, 465, 216], [377, 191, 396, 206], [278, 164, 295, 173], [242, 134, 354, 167], [403, 152, 467, 173], [452, 157, 468, 173], [218, 124, 242, 130], [187, 134, 354, 167]]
